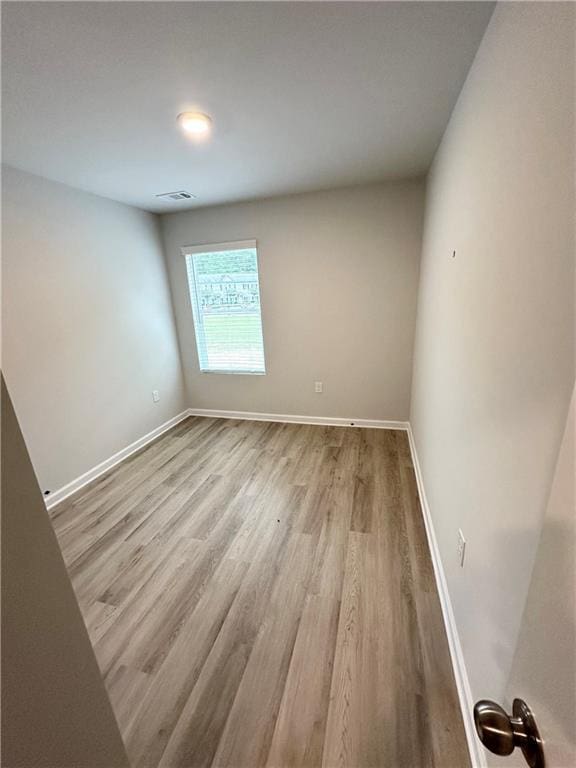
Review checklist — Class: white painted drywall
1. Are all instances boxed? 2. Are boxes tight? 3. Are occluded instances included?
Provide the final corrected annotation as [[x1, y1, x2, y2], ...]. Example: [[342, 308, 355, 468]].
[[410, 0, 574, 706], [161, 181, 424, 421], [2, 165, 186, 493], [501, 384, 575, 767]]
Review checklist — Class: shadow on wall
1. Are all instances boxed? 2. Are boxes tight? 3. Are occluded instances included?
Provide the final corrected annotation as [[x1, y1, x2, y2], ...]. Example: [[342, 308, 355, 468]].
[[526, 519, 575, 744], [479, 525, 541, 699], [1, 377, 129, 768]]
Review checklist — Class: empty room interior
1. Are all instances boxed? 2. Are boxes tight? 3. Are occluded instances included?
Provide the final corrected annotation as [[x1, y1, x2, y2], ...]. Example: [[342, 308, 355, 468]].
[[2, 2, 575, 768]]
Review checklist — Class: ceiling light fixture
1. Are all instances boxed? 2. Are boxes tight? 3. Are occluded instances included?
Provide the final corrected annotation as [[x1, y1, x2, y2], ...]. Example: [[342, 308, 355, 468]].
[[177, 111, 212, 138]]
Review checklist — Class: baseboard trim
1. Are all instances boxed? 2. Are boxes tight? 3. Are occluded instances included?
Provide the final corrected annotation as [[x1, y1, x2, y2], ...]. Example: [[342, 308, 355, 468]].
[[45, 409, 406, 510], [45, 410, 191, 510], [406, 425, 485, 768], [187, 408, 409, 431]]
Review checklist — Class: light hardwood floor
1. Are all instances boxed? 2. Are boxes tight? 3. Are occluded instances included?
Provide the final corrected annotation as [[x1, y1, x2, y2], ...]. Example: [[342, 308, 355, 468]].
[[50, 416, 470, 768]]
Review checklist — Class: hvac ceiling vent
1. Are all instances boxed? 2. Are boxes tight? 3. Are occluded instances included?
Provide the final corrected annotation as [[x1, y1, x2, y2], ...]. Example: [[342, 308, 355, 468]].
[[155, 191, 197, 202]]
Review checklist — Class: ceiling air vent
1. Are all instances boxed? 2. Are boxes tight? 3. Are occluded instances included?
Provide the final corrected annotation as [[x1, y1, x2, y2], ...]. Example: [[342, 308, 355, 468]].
[[155, 191, 197, 202]]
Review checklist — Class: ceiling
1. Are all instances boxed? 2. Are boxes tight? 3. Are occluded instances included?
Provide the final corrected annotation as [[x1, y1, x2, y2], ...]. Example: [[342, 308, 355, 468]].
[[2, 2, 494, 213]]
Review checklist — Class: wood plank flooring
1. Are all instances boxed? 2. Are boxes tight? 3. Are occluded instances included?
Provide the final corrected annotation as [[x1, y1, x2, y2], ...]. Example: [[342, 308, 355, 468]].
[[50, 416, 470, 768]]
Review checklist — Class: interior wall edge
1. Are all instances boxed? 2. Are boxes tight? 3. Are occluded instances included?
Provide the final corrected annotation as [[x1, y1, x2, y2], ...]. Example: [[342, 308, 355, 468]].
[[406, 424, 487, 768], [3, 164, 188, 493], [44, 408, 191, 510]]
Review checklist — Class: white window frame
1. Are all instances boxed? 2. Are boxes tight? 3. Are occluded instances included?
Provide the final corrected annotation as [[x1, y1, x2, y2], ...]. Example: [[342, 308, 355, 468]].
[[181, 239, 266, 375]]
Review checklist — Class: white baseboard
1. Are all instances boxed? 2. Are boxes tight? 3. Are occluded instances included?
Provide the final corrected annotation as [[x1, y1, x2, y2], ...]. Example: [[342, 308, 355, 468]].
[[187, 408, 408, 431], [45, 410, 191, 510], [406, 425, 485, 768], [45, 408, 405, 511]]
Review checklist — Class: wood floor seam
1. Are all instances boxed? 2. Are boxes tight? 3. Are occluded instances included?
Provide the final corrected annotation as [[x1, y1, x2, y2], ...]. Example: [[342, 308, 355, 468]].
[[51, 416, 470, 768]]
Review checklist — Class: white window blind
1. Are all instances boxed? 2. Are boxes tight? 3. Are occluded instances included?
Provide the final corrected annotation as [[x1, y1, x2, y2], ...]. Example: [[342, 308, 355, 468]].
[[183, 241, 266, 374]]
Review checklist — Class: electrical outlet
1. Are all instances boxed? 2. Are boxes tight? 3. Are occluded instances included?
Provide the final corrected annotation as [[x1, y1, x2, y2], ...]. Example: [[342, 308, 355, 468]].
[[314, 381, 323, 393], [457, 528, 466, 567], [152, 390, 160, 403]]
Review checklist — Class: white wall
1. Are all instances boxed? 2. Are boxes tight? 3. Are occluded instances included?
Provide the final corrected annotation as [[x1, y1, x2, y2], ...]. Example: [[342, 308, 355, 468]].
[[2, 165, 186, 493], [503, 384, 575, 768], [161, 181, 424, 421], [410, 0, 574, 707]]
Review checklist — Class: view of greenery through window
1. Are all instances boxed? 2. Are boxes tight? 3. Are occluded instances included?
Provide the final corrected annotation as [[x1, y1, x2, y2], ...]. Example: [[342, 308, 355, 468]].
[[194, 250, 257, 275], [186, 248, 266, 373]]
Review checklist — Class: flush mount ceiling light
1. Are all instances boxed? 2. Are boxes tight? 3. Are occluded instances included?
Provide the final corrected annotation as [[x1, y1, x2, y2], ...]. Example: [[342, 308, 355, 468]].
[[177, 112, 212, 138]]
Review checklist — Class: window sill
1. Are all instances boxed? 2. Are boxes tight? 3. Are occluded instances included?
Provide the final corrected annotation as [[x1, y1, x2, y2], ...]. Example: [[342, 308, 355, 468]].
[[199, 369, 266, 376]]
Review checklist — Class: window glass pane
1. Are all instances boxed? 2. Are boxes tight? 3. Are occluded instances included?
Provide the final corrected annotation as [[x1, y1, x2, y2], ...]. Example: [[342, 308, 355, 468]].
[[185, 247, 266, 374]]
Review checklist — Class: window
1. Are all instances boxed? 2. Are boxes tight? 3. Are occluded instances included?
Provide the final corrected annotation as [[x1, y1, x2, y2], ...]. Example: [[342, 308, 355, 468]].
[[183, 240, 266, 374]]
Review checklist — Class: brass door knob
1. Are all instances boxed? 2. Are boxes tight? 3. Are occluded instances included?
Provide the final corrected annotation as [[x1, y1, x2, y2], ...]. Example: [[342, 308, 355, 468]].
[[473, 698, 545, 768]]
